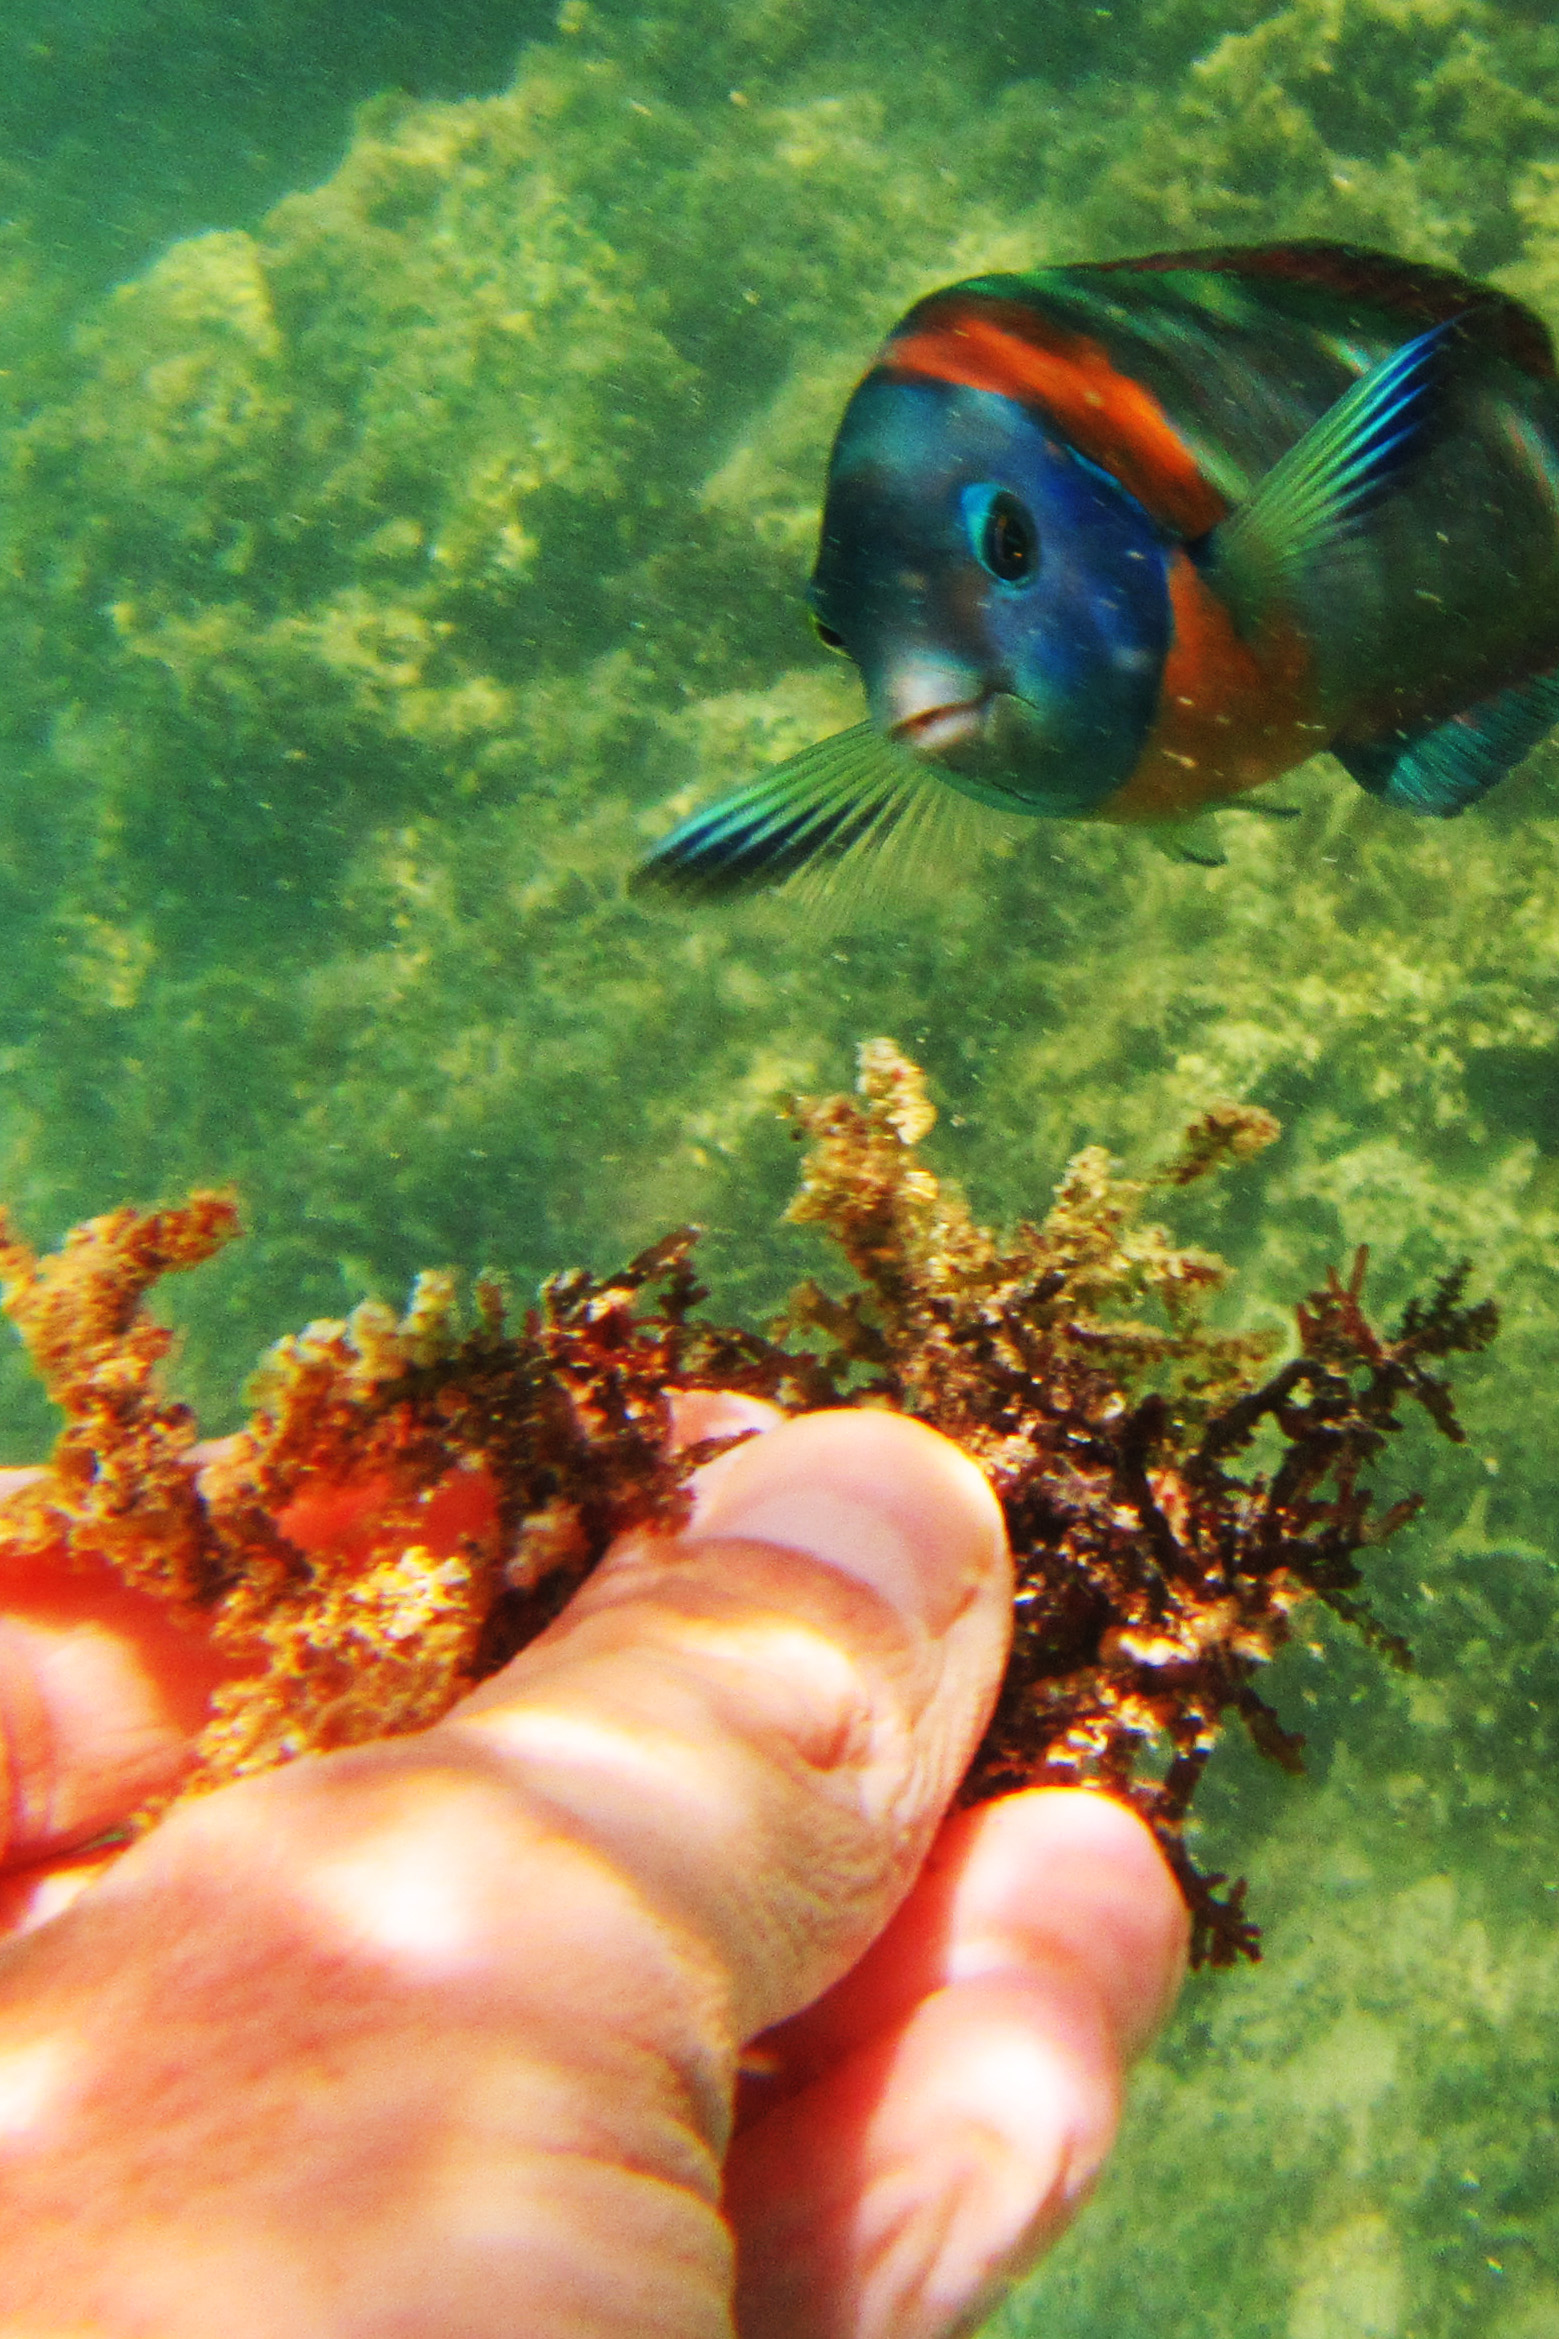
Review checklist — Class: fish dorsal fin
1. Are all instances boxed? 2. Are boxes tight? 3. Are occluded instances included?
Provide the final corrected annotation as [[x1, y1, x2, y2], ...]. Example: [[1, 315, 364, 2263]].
[[1092, 242, 1556, 380], [1335, 668, 1559, 816], [1200, 318, 1460, 635]]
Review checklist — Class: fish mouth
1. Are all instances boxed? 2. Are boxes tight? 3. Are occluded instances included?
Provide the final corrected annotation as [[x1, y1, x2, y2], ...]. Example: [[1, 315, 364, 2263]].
[[889, 698, 989, 758], [889, 690, 1057, 813]]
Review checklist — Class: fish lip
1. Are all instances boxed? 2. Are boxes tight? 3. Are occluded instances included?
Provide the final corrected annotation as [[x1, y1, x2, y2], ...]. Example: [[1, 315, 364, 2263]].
[[889, 698, 989, 756]]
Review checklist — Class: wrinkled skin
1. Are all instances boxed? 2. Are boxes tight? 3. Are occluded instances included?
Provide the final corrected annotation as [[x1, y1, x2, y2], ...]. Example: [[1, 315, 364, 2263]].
[[0, 1401, 1185, 2339]]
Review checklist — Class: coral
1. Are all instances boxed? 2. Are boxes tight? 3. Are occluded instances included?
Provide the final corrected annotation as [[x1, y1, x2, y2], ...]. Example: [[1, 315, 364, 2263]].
[[0, 1045, 1490, 1966]]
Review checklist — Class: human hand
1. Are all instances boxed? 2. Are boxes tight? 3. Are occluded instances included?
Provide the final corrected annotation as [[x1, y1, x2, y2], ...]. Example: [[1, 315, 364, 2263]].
[[0, 1404, 1185, 2339]]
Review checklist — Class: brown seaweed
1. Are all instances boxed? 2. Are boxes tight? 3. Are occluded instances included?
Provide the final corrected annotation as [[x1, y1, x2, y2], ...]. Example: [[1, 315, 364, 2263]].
[[0, 1042, 1493, 1964]]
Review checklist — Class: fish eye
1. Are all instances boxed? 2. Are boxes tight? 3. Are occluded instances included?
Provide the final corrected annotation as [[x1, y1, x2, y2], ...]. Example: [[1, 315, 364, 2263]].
[[809, 610, 849, 655], [963, 484, 1039, 586]]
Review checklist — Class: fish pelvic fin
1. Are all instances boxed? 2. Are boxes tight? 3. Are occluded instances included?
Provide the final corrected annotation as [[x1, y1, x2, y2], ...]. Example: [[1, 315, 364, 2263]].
[[1199, 317, 1464, 637], [1145, 812, 1228, 866], [634, 722, 1024, 911], [1336, 667, 1559, 816]]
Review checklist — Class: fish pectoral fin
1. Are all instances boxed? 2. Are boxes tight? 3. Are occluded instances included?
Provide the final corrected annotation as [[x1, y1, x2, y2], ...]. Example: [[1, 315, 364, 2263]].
[[633, 721, 1002, 904], [1334, 668, 1559, 816], [1201, 316, 1463, 635], [633, 723, 910, 896]]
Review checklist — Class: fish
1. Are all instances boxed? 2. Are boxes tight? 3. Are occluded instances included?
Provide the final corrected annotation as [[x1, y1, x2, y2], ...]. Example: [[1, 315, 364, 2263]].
[[638, 242, 1559, 898]]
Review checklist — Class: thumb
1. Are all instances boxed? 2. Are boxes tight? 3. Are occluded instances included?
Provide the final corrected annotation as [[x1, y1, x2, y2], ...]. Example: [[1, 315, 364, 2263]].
[[452, 1405, 1013, 2041]]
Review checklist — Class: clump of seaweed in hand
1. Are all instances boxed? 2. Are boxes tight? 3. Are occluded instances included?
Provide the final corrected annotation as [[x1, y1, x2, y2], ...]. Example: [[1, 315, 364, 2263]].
[[0, 1044, 1494, 1963], [781, 1045, 1494, 1961]]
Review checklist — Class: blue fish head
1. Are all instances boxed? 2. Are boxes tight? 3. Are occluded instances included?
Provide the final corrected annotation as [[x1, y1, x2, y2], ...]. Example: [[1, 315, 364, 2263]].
[[808, 377, 1170, 815]]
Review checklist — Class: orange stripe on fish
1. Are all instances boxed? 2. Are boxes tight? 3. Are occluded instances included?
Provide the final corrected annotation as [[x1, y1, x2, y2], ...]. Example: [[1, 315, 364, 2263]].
[[1102, 549, 1320, 823], [882, 294, 1228, 538]]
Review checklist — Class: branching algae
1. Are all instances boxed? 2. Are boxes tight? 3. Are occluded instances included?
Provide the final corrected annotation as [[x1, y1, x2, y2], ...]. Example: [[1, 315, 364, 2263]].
[[0, 1044, 1492, 1966]]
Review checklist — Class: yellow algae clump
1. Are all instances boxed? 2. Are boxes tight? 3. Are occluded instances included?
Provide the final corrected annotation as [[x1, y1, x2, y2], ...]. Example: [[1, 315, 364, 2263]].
[[0, 1194, 241, 1606]]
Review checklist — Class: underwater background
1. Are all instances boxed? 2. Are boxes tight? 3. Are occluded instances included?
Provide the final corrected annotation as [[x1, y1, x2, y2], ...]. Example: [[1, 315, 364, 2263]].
[[6, 0, 1559, 2330]]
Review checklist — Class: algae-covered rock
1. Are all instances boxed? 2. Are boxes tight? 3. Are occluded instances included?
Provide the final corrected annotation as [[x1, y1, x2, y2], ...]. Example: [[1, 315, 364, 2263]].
[[5, 2, 1559, 2332]]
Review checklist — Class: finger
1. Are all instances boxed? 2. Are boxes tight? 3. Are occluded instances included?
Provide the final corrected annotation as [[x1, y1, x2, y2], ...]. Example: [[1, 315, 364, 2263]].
[[0, 1543, 235, 1874], [742, 1786, 1186, 2094], [0, 1449, 257, 1875], [0, 1392, 780, 1884], [665, 1389, 784, 1454], [0, 1841, 123, 1939], [0, 1433, 503, 1880], [727, 1791, 1188, 2339], [451, 1406, 1013, 2038], [0, 1408, 1012, 2339]]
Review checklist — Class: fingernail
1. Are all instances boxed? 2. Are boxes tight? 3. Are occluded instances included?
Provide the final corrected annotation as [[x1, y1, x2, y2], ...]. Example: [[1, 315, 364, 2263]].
[[666, 1386, 782, 1457], [682, 1409, 1006, 1634]]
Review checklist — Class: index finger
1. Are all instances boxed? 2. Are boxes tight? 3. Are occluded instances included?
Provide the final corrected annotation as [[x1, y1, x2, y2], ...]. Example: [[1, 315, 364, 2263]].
[[0, 1398, 780, 1907], [0, 1516, 234, 1880]]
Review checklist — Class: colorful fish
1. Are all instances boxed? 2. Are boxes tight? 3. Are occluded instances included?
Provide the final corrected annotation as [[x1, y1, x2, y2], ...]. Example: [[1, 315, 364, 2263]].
[[640, 242, 1559, 895]]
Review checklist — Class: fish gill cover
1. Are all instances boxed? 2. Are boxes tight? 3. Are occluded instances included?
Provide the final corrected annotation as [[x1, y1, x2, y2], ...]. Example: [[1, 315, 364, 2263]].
[[2, 0, 1559, 2333]]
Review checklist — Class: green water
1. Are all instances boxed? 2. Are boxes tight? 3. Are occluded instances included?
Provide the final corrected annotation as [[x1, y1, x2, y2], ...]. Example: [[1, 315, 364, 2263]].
[[6, 1, 1559, 2329]]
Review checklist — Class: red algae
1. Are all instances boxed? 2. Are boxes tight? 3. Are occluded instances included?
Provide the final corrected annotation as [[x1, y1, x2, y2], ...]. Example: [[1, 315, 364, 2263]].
[[0, 1044, 1493, 1963]]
